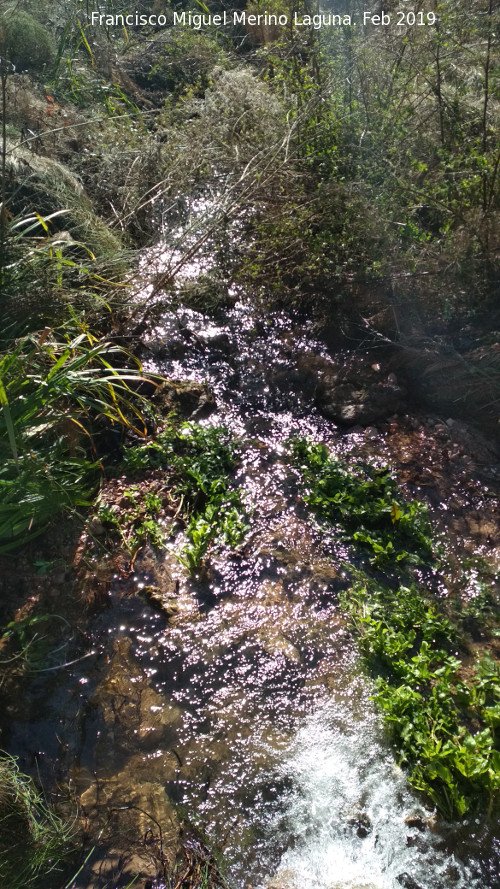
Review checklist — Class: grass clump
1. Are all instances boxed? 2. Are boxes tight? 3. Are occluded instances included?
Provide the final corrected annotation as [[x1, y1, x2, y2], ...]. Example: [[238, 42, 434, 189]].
[[0, 322, 152, 552], [0, 11, 55, 73], [291, 436, 500, 818], [0, 752, 72, 886]]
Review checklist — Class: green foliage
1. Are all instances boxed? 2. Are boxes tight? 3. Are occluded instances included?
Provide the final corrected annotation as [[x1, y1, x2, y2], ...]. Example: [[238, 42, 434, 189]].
[[124, 422, 235, 482], [291, 436, 499, 817], [0, 324, 151, 551], [0, 752, 72, 887], [179, 487, 248, 576], [343, 578, 500, 820], [452, 565, 500, 638], [0, 11, 55, 73], [289, 437, 433, 566], [97, 486, 166, 553], [123, 423, 248, 573], [248, 5, 499, 314], [0, 613, 70, 673], [149, 30, 228, 97], [239, 179, 387, 303], [0, 204, 127, 339]]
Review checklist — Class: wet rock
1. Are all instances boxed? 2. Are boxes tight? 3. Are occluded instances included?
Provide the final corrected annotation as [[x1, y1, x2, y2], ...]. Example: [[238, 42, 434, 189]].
[[397, 874, 425, 889], [347, 809, 372, 838], [80, 766, 179, 887], [156, 379, 216, 419], [448, 419, 499, 463], [140, 316, 190, 359], [141, 585, 180, 619], [392, 336, 500, 444], [190, 393, 218, 420], [257, 625, 301, 663], [136, 686, 184, 742], [405, 416, 422, 431], [87, 518, 105, 536], [329, 882, 381, 889], [317, 376, 405, 426], [196, 329, 234, 354], [143, 335, 189, 360], [90, 637, 183, 757], [298, 352, 406, 426], [77, 636, 183, 886], [406, 834, 428, 851], [266, 869, 297, 889], [442, 863, 462, 883], [405, 812, 427, 831]]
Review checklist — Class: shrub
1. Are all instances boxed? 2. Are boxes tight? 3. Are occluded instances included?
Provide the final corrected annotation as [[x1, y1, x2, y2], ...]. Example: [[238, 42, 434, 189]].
[[0, 11, 55, 74]]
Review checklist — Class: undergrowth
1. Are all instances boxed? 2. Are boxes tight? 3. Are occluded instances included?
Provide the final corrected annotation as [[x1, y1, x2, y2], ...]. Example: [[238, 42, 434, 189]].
[[289, 437, 434, 567], [119, 422, 248, 573], [0, 752, 72, 887], [343, 578, 500, 820], [0, 321, 153, 552], [290, 436, 500, 819]]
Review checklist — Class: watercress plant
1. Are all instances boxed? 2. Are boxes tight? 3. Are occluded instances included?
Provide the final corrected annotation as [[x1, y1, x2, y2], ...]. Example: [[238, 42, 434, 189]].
[[123, 422, 248, 574], [290, 436, 499, 818]]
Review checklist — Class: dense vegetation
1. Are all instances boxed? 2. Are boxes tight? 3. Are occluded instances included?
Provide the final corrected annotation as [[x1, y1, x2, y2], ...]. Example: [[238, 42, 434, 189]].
[[107, 421, 248, 573], [291, 437, 500, 820], [0, 0, 499, 883]]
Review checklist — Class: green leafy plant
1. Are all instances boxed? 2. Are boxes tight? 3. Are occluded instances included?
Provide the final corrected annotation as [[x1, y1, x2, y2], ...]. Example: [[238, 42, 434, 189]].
[[0, 613, 71, 673], [341, 577, 500, 819], [291, 436, 499, 817], [96, 487, 166, 554], [124, 423, 248, 574], [178, 487, 248, 575], [289, 437, 434, 566]]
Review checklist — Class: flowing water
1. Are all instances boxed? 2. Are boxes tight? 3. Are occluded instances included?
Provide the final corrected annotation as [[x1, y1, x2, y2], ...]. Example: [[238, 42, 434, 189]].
[[3, 261, 500, 888], [135, 298, 499, 889]]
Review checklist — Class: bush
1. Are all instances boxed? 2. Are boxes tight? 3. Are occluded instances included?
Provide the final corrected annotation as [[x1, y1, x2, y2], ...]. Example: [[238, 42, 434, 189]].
[[0, 11, 55, 73], [147, 30, 228, 95]]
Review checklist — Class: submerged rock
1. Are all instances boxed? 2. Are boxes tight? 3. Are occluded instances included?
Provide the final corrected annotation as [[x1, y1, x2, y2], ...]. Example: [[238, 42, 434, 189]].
[[296, 352, 406, 426], [349, 811, 373, 838], [397, 874, 425, 889], [155, 379, 217, 419], [404, 811, 428, 832], [316, 368, 405, 426], [266, 869, 299, 889], [329, 883, 381, 889]]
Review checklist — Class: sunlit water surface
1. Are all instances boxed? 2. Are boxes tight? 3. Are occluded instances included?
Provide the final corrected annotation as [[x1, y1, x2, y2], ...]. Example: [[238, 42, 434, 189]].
[[5, 222, 499, 889]]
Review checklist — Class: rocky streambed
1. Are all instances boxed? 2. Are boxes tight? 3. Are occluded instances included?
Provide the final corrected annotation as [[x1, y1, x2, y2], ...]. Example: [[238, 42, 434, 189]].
[[1, 297, 499, 889]]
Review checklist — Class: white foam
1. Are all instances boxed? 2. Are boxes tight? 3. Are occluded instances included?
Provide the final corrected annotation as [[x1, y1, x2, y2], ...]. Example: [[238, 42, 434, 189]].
[[266, 698, 479, 889]]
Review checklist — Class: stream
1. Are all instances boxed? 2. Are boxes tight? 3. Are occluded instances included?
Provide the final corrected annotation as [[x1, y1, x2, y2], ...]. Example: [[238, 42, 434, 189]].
[[3, 270, 500, 888]]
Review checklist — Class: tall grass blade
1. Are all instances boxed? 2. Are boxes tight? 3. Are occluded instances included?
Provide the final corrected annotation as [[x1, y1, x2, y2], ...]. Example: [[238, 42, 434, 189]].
[[0, 376, 18, 466]]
